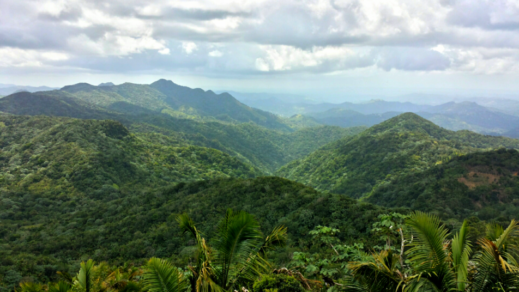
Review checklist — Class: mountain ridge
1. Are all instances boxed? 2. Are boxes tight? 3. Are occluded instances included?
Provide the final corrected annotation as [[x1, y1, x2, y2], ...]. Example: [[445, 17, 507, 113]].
[[277, 112, 519, 198]]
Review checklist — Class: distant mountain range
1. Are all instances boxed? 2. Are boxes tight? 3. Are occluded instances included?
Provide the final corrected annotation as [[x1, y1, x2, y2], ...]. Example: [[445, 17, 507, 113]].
[[0, 84, 57, 96], [235, 96, 519, 136]]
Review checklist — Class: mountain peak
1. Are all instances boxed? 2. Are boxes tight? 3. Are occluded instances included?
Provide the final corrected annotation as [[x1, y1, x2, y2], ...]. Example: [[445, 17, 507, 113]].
[[61, 83, 96, 93], [151, 79, 177, 86], [366, 112, 448, 137], [98, 82, 115, 87]]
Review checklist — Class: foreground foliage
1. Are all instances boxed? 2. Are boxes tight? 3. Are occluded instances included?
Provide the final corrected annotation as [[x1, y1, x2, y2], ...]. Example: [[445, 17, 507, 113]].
[[0, 176, 400, 290], [3, 211, 519, 292]]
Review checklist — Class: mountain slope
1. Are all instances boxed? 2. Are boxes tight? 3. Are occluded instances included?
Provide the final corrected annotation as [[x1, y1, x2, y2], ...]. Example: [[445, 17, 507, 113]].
[[62, 82, 169, 111], [277, 113, 519, 198], [0, 91, 363, 173], [150, 79, 291, 130], [504, 127, 519, 139], [367, 149, 519, 220], [60, 80, 291, 130], [0, 85, 57, 96], [0, 91, 121, 120], [0, 115, 262, 197], [422, 101, 519, 133], [131, 115, 365, 172], [0, 176, 402, 284]]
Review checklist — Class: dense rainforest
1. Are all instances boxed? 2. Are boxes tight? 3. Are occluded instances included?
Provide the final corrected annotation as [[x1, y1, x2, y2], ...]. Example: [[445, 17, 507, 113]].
[[278, 113, 519, 198], [2, 81, 519, 291]]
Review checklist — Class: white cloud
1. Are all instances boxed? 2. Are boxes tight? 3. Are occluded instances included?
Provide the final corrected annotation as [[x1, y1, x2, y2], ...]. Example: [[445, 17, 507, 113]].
[[434, 46, 519, 74], [254, 45, 368, 72], [208, 50, 223, 57], [182, 42, 198, 54], [3, 0, 519, 80], [0, 47, 69, 67]]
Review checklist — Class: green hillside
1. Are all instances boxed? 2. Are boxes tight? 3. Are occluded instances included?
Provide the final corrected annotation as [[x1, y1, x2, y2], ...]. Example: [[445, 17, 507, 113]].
[[277, 113, 519, 198], [367, 148, 519, 220], [0, 91, 364, 172], [132, 115, 366, 172], [61, 83, 169, 111], [0, 115, 262, 198], [0, 91, 121, 121], [282, 114, 322, 129], [0, 91, 363, 173], [3, 104, 519, 291], [0, 176, 401, 285]]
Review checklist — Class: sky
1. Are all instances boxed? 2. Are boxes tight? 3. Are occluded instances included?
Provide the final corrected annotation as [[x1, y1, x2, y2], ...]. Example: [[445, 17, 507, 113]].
[[1, 0, 519, 102]]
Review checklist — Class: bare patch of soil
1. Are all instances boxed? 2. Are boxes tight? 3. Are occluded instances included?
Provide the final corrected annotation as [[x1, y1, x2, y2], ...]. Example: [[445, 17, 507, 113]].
[[457, 171, 501, 189]]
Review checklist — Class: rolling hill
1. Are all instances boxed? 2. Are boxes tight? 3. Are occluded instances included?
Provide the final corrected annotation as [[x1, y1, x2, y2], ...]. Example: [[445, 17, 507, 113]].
[[0, 91, 121, 121], [0, 175, 404, 286], [367, 148, 519, 221], [277, 113, 519, 198], [0, 115, 262, 198]]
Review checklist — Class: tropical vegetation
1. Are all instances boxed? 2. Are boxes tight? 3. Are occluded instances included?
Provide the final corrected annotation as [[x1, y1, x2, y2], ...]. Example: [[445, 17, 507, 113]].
[[2, 82, 519, 291], [4, 211, 519, 292], [278, 113, 519, 198]]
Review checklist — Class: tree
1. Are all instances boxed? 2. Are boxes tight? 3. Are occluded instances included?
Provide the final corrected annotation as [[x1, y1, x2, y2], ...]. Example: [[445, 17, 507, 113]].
[[471, 220, 519, 291], [371, 213, 409, 251], [404, 211, 471, 291], [348, 212, 471, 291], [177, 209, 287, 292]]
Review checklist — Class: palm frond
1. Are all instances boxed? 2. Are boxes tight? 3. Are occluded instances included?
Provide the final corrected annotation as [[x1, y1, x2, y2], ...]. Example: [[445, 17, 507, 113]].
[[486, 223, 504, 242], [349, 249, 405, 291], [47, 281, 71, 292], [177, 213, 200, 241], [495, 220, 519, 252], [472, 238, 519, 292], [78, 259, 95, 292], [213, 210, 262, 289], [451, 220, 471, 292], [19, 282, 45, 292], [405, 212, 455, 290], [142, 258, 188, 292], [259, 226, 287, 256], [195, 262, 223, 292]]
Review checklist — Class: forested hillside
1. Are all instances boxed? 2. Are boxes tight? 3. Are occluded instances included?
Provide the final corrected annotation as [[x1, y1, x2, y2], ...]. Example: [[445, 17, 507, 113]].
[[0, 176, 402, 288], [277, 113, 519, 198], [0, 115, 262, 198], [130, 115, 365, 172], [3, 88, 519, 292], [0, 91, 364, 173], [0, 91, 119, 120], [367, 148, 519, 220]]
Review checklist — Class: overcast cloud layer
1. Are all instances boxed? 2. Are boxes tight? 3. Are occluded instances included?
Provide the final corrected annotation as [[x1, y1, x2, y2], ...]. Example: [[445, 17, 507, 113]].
[[1, 0, 519, 98]]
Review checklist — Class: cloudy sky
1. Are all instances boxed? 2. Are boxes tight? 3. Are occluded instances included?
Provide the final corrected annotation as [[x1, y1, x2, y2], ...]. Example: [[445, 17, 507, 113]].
[[2, 0, 519, 101]]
